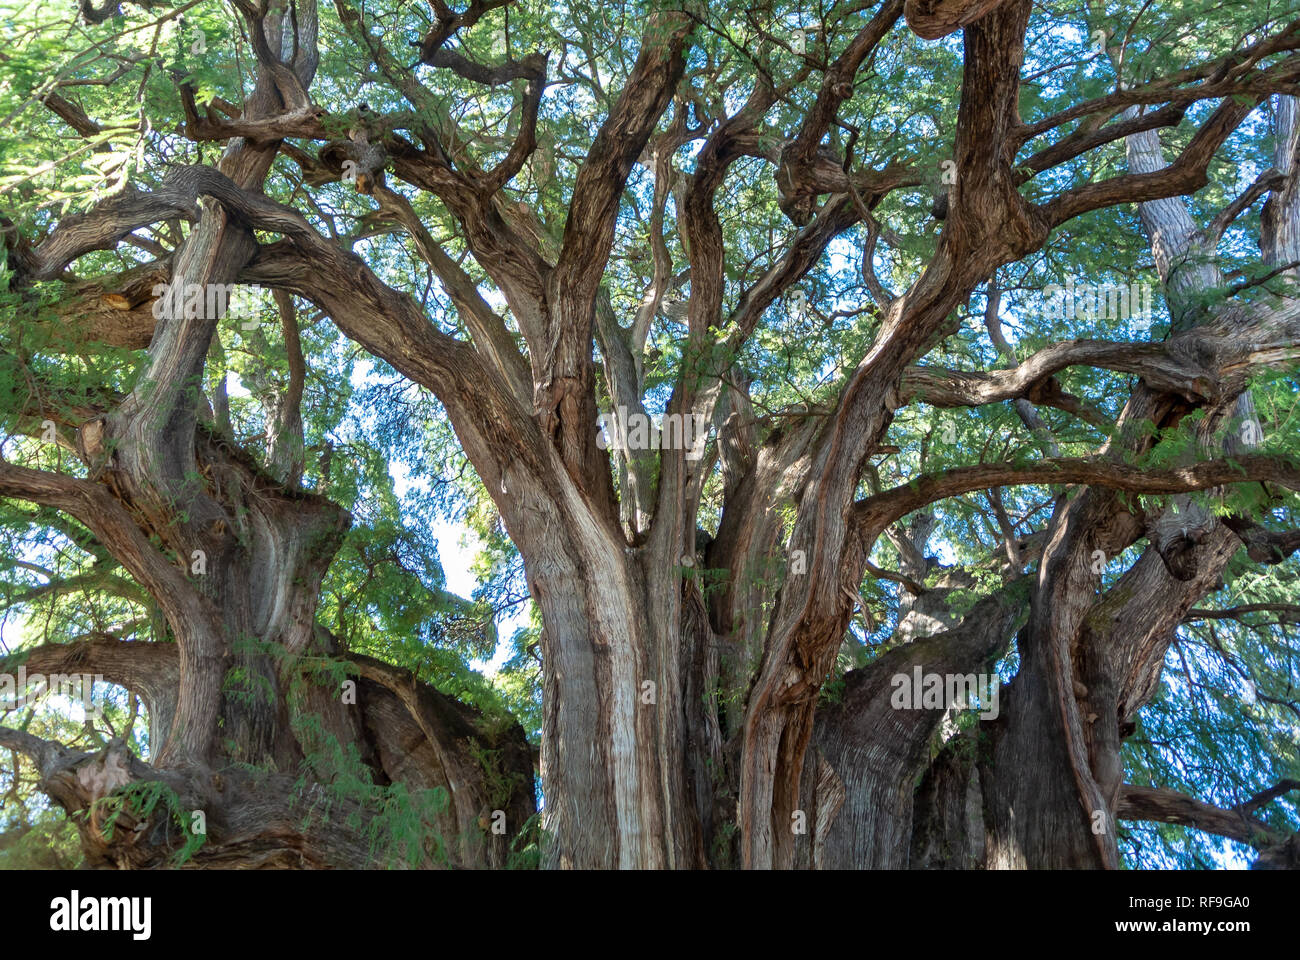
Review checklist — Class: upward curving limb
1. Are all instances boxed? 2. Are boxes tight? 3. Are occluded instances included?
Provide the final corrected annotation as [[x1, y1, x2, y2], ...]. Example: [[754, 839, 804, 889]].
[[541, 11, 693, 489], [1, 636, 179, 749]]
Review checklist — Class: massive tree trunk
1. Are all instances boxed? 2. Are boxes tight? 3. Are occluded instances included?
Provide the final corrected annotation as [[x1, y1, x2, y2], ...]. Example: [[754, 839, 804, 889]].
[[0, 1, 535, 870]]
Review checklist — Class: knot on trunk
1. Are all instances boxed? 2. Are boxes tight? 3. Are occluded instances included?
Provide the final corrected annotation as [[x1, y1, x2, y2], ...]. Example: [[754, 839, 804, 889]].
[[38, 741, 205, 869], [318, 140, 388, 194], [776, 141, 848, 226]]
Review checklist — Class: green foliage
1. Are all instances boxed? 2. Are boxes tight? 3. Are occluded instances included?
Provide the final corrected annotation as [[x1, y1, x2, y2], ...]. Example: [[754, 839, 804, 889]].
[[291, 709, 452, 869], [91, 780, 207, 867]]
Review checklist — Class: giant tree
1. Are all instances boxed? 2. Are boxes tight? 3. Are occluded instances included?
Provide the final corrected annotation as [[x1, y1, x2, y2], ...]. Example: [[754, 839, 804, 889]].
[[1, 0, 1299, 869]]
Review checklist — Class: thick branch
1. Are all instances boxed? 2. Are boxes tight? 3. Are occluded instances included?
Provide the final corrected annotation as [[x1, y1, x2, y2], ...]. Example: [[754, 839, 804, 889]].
[[1040, 97, 1265, 229], [854, 454, 1300, 543], [1118, 784, 1289, 849]]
